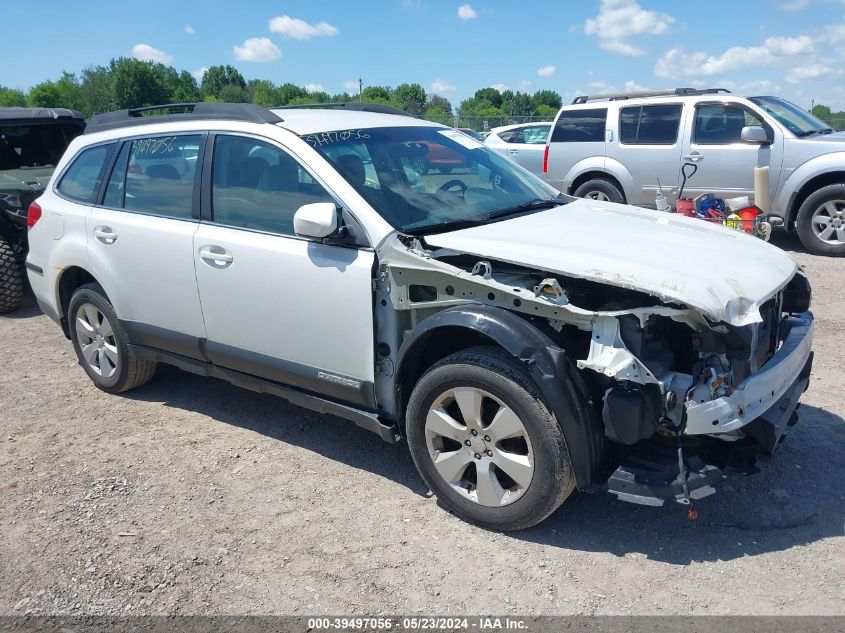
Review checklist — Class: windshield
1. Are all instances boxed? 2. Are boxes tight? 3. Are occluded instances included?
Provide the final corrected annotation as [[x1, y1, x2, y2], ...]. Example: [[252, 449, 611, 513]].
[[304, 125, 563, 234], [0, 123, 83, 170], [749, 96, 833, 137]]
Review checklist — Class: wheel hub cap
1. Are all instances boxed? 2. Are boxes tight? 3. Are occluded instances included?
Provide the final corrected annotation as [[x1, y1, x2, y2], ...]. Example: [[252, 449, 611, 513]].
[[75, 303, 118, 379], [812, 200, 845, 244]]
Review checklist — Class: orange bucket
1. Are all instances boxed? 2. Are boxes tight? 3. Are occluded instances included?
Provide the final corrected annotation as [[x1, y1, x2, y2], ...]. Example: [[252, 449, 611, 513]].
[[739, 207, 759, 232], [675, 199, 695, 217]]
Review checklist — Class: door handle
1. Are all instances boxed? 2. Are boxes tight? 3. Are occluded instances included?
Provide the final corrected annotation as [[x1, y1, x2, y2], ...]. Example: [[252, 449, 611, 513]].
[[93, 226, 118, 244], [683, 152, 703, 162], [198, 246, 234, 267], [508, 149, 519, 154]]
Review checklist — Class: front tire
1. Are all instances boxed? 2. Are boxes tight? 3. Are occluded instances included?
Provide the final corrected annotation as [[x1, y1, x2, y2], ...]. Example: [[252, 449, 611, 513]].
[[68, 283, 157, 393], [573, 178, 625, 204], [406, 347, 575, 531], [796, 184, 845, 256], [0, 235, 23, 314]]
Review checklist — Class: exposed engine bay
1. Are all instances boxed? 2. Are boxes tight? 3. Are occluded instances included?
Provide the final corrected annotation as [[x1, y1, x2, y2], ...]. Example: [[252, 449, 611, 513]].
[[375, 234, 814, 507]]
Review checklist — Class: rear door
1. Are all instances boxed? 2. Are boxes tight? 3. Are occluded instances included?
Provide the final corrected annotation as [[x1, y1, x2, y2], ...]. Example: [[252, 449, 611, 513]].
[[85, 133, 207, 357], [606, 102, 684, 206], [679, 102, 782, 201], [545, 107, 607, 192], [192, 133, 376, 407], [502, 124, 551, 176]]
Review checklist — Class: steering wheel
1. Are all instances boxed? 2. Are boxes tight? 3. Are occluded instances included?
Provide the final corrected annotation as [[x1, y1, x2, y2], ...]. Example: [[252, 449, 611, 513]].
[[438, 179, 467, 195]]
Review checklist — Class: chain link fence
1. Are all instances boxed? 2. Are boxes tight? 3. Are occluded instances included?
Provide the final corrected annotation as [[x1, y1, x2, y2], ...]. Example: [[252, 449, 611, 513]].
[[423, 115, 554, 132]]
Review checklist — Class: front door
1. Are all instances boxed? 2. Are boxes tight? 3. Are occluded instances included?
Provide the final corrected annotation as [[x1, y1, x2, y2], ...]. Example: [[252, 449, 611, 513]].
[[504, 124, 551, 176], [193, 133, 376, 407], [678, 102, 783, 202]]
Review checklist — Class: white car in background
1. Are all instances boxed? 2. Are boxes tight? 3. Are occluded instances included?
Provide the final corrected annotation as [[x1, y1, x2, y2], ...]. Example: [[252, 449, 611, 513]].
[[484, 122, 552, 177]]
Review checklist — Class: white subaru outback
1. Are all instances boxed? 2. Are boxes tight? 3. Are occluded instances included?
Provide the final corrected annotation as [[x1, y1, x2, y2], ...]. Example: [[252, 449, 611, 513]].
[[25, 102, 814, 530]]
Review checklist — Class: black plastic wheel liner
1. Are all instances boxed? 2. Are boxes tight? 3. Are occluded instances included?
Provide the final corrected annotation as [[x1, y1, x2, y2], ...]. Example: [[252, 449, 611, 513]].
[[395, 304, 609, 491]]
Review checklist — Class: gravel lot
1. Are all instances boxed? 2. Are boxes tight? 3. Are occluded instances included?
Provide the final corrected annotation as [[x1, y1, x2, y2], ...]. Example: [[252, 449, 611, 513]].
[[1, 232, 843, 617]]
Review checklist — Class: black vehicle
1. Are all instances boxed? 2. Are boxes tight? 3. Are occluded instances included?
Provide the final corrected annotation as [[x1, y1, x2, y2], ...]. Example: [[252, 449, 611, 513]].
[[0, 107, 85, 313]]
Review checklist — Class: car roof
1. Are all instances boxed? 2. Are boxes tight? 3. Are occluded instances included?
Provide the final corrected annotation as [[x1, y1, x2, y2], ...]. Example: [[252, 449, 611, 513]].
[[271, 108, 443, 135], [0, 107, 85, 122], [559, 94, 753, 110]]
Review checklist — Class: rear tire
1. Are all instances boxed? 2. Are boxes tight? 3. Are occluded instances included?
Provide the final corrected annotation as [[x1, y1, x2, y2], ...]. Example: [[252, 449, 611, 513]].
[[795, 184, 845, 256], [406, 346, 575, 531], [0, 235, 23, 314], [68, 283, 157, 393], [573, 178, 625, 204]]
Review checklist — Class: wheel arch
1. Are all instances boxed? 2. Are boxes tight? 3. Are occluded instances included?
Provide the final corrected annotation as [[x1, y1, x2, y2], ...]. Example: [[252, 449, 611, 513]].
[[784, 169, 845, 230], [56, 266, 105, 338], [395, 304, 607, 490], [568, 165, 629, 203]]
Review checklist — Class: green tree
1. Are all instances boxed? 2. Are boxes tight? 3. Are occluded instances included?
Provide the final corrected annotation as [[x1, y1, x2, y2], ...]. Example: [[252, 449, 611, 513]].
[[171, 71, 200, 103], [109, 58, 171, 108], [811, 104, 832, 120], [28, 81, 63, 107], [425, 94, 453, 116], [248, 79, 277, 106], [219, 83, 248, 103], [392, 83, 426, 114], [200, 65, 246, 101], [473, 88, 503, 108], [276, 83, 308, 105], [532, 89, 562, 111], [362, 85, 392, 103], [80, 66, 115, 115], [535, 104, 557, 118], [0, 86, 27, 107]]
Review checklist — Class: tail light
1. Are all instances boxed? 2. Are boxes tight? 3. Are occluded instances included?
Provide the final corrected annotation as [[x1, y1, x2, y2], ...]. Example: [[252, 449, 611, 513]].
[[27, 201, 42, 229], [543, 145, 549, 173]]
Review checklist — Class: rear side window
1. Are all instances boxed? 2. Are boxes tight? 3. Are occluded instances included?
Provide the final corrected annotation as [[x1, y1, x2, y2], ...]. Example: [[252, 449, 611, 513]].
[[551, 109, 607, 143], [103, 134, 202, 219], [57, 144, 114, 203], [619, 104, 682, 145]]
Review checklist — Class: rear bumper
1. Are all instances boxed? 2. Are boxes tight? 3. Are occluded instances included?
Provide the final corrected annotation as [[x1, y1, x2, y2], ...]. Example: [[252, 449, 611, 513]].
[[685, 312, 814, 436]]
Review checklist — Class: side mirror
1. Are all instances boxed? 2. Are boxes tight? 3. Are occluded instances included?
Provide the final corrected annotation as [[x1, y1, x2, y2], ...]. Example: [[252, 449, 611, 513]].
[[293, 202, 339, 239], [741, 126, 770, 144]]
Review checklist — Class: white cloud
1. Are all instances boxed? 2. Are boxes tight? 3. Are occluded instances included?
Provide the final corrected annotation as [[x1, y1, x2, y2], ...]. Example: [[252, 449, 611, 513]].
[[780, 0, 810, 9], [654, 35, 814, 78], [537, 65, 556, 77], [490, 83, 509, 92], [518, 79, 533, 90], [624, 80, 650, 92], [431, 79, 456, 94], [184, 25, 195, 35], [233, 37, 281, 62], [191, 67, 208, 81], [457, 4, 478, 20], [269, 15, 339, 40], [785, 63, 835, 83], [343, 80, 360, 91], [584, 0, 675, 57], [304, 83, 325, 93], [131, 43, 173, 64], [588, 81, 618, 93]]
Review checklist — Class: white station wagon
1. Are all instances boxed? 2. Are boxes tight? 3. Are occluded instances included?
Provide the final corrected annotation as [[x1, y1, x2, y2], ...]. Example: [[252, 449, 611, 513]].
[[25, 102, 814, 530]]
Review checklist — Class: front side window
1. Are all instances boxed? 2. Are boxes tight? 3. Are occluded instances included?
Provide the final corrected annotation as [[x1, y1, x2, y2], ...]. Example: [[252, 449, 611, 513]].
[[304, 125, 564, 235], [211, 135, 334, 236], [551, 109, 607, 143], [103, 134, 201, 219], [620, 104, 682, 145], [56, 143, 114, 203], [694, 105, 763, 145]]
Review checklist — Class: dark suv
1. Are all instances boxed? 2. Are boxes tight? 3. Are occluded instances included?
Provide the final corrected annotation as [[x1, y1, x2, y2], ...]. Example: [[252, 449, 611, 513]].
[[0, 107, 85, 312]]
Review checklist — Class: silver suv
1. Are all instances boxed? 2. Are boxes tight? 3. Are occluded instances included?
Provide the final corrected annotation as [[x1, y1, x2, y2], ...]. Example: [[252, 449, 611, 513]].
[[26, 102, 814, 530], [544, 87, 845, 256]]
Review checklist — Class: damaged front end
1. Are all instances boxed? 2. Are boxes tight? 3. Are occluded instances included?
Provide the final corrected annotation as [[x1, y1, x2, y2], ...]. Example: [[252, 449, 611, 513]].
[[378, 234, 814, 508]]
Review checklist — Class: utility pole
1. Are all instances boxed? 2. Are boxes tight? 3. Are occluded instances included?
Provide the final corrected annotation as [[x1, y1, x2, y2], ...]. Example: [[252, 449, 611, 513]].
[[358, 77, 363, 103]]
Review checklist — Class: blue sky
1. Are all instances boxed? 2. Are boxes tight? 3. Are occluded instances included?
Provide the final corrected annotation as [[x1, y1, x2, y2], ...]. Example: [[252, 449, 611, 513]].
[[3, 0, 845, 109]]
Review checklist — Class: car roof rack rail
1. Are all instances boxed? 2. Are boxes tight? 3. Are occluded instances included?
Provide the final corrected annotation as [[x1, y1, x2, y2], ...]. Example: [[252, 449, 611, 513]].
[[273, 102, 412, 117], [571, 87, 731, 104], [85, 102, 283, 134]]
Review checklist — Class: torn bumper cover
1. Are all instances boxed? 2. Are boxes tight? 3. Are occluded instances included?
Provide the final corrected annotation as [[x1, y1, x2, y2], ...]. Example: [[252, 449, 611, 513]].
[[685, 312, 814, 439], [607, 312, 814, 506]]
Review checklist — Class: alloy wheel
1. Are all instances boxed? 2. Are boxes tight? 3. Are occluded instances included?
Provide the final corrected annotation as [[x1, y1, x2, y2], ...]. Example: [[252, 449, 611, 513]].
[[75, 303, 119, 378], [424, 386, 534, 507], [812, 200, 845, 244], [585, 191, 609, 201]]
